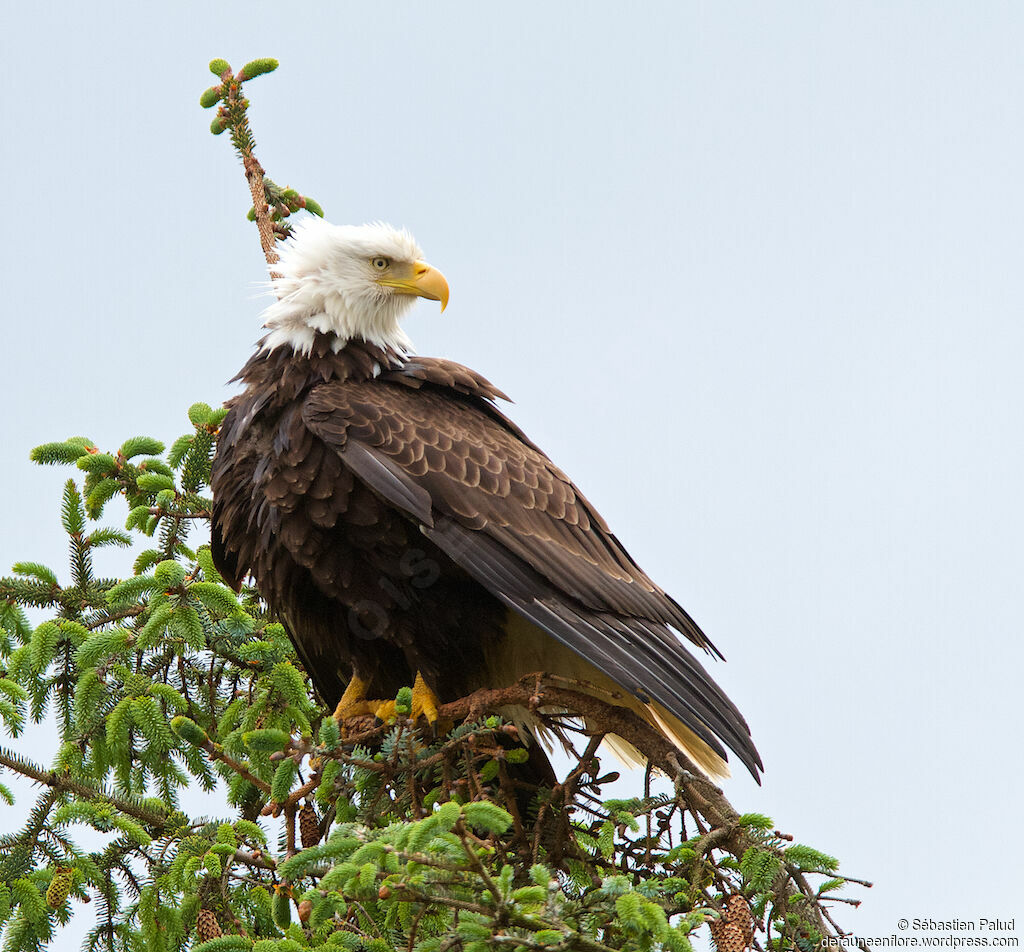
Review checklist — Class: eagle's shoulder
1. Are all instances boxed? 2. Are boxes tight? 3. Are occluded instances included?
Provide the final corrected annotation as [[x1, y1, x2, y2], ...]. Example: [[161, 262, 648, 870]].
[[381, 357, 511, 404], [300, 354, 553, 461]]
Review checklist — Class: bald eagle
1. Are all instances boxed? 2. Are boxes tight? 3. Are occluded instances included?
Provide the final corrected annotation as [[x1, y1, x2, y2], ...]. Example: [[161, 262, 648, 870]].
[[211, 219, 762, 783]]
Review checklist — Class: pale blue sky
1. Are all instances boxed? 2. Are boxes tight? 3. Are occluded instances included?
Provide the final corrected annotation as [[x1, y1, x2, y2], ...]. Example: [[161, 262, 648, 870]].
[[2, 1, 1022, 943]]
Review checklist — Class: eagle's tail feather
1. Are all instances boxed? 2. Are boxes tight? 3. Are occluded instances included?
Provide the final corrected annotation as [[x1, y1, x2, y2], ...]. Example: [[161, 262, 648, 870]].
[[486, 612, 732, 780]]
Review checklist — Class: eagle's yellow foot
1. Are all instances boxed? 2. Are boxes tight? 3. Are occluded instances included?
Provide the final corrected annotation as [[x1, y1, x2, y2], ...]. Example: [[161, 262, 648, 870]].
[[372, 699, 397, 722], [332, 676, 375, 721], [372, 674, 440, 725], [412, 672, 440, 724]]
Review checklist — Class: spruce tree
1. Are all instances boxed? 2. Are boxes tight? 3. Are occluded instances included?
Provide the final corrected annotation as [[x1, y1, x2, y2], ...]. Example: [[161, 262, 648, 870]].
[[0, 59, 868, 952]]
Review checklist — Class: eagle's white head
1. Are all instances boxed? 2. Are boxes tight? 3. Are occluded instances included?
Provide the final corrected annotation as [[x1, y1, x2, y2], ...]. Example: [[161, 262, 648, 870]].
[[259, 218, 449, 356]]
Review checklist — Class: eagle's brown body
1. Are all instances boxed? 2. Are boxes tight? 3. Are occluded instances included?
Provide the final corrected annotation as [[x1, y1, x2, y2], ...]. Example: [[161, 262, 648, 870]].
[[211, 332, 762, 781], [212, 335, 515, 704]]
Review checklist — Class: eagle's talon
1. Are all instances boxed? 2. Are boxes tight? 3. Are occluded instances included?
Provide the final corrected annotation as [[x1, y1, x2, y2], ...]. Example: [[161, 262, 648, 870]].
[[373, 700, 398, 723], [333, 675, 374, 721]]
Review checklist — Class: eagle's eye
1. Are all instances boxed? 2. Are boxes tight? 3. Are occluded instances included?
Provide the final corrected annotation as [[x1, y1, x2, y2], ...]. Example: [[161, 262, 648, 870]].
[[371, 257, 390, 270]]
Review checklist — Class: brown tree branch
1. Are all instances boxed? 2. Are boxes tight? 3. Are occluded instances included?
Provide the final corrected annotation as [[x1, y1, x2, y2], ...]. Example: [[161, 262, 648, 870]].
[[243, 154, 281, 279], [0, 748, 168, 831]]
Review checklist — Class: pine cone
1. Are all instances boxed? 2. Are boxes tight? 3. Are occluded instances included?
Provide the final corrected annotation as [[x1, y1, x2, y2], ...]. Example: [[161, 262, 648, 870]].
[[725, 894, 754, 940], [45, 868, 73, 909], [299, 801, 320, 848], [709, 921, 749, 952], [196, 908, 222, 941], [709, 895, 754, 952]]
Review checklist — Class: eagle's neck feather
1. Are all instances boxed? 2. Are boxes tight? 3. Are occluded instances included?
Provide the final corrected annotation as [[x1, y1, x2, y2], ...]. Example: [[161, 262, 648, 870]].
[[232, 333, 408, 401], [259, 275, 415, 357], [260, 321, 412, 358]]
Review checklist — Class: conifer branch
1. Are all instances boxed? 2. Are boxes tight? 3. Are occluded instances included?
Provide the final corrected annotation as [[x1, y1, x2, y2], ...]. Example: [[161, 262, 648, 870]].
[[434, 676, 841, 940], [268, 772, 319, 811], [196, 739, 272, 796], [201, 58, 325, 285], [0, 747, 168, 831], [231, 848, 276, 872], [207, 60, 281, 277], [85, 606, 144, 630], [145, 507, 211, 520], [390, 883, 619, 952]]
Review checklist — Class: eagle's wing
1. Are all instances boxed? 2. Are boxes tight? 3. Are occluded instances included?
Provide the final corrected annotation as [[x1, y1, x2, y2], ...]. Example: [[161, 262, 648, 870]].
[[302, 376, 762, 780]]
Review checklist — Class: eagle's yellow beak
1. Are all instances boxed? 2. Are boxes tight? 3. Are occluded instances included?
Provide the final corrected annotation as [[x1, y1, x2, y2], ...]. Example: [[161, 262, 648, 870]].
[[379, 261, 450, 312]]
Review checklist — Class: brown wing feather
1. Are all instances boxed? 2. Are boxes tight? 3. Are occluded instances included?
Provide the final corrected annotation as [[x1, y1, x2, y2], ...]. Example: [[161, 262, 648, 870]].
[[304, 382, 712, 648], [301, 375, 762, 780]]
